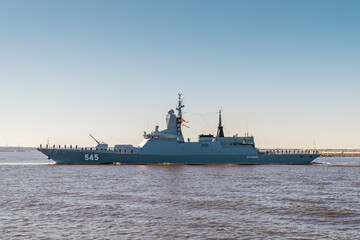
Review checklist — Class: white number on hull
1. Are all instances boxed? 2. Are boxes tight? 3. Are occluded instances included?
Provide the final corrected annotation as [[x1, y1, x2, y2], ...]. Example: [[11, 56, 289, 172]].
[[85, 154, 99, 161]]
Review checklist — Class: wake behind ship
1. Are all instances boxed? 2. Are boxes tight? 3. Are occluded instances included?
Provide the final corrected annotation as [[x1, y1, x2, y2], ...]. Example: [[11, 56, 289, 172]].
[[38, 94, 319, 164]]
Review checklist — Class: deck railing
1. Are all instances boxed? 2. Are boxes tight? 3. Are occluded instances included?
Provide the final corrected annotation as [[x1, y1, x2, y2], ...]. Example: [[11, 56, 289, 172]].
[[38, 144, 137, 154], [259, 149, 319, 155]]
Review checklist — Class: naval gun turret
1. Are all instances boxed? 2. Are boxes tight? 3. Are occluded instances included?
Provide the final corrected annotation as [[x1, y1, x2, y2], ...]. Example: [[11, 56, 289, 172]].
[[89, 134, 108, 149]]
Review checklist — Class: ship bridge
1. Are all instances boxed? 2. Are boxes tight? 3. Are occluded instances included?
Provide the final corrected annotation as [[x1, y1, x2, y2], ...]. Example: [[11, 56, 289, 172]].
[[143, 109, 178, 140]]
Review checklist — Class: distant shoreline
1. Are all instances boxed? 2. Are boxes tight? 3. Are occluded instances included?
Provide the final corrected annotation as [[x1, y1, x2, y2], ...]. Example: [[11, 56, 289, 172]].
[[318, 150, 360, 157], [260, 149, 360, 157], [0, 147, 36, 152]]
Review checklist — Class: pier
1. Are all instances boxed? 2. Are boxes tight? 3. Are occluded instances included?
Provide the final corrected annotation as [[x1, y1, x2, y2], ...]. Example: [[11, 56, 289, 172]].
[[260, 149, 360, 157], [317, 149, 360, 157]]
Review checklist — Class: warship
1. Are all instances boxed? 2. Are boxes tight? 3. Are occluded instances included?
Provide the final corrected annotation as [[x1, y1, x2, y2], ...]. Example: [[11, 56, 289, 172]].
[[37, 94, 319, 164]]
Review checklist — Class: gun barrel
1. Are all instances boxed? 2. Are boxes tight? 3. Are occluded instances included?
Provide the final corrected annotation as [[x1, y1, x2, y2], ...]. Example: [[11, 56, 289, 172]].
[[89, 134, 100, 145]]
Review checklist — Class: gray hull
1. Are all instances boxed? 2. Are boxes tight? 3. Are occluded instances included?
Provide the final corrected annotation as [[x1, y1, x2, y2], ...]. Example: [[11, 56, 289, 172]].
[[38, 148, 319, 165]]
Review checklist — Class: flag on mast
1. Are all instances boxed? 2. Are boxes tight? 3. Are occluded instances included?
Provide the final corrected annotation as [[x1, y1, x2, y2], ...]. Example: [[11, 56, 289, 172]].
[[182, 123, 190, 128], [182, 118, 189, 123]]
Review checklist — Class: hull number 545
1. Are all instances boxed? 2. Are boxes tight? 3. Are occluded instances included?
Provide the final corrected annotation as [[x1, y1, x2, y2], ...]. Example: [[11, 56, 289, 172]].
[[85, 154, 99, 161]]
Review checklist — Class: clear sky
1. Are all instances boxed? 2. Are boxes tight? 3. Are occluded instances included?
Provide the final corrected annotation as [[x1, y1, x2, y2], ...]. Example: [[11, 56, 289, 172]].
[[0, 0, 359, 149]]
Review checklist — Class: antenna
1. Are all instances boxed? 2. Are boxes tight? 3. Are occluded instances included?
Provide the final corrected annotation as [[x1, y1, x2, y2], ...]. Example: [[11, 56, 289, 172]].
[[216, 109, 224, 137], [89, 134, 100, 145], [247, 121, 249, 137], [245, 118, 249, 137], [245, 120, 247, 137]]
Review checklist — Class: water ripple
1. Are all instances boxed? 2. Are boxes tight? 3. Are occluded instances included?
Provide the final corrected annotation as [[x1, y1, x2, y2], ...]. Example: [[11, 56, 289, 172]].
[[0, 153, 360, 239]]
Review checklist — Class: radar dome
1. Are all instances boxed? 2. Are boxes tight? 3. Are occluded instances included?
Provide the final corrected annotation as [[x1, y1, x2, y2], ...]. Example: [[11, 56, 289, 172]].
[[168, 109, 175, 115]]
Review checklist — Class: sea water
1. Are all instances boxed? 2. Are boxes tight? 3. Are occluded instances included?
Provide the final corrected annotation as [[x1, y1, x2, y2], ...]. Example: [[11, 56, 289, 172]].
[[1, 152, 359, 239]]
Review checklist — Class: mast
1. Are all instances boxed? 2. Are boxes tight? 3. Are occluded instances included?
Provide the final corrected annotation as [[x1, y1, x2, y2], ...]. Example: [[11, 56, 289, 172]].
[[216, 110, 224, 137], [176, 93, 185, 142]]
